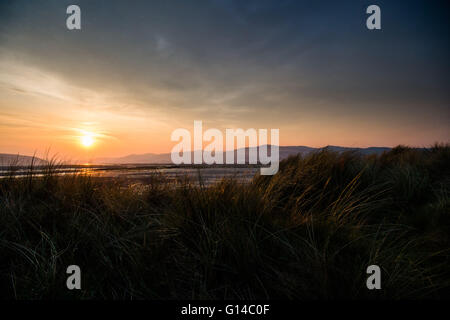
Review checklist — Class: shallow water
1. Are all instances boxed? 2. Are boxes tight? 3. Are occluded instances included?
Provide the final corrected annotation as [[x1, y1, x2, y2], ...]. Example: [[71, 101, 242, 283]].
[[0, 166, 259, 185]]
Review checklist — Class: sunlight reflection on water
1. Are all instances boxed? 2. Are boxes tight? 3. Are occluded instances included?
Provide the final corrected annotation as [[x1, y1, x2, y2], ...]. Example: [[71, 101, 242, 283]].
[[0, 166, 258, 185]]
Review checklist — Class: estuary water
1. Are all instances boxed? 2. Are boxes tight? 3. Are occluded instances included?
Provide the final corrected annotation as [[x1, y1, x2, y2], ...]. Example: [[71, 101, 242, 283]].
[[0, 165, 259, 185]]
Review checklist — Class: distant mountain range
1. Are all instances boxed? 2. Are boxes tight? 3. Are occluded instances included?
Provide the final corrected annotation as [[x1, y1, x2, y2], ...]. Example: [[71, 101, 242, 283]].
[[92, 145, 391, 164], [0, 153, 47, 166], [0, 146, 391, 166]]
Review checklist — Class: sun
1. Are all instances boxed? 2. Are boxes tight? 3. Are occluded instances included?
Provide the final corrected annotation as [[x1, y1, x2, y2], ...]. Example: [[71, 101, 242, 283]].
[[81, 134, 95, 148]]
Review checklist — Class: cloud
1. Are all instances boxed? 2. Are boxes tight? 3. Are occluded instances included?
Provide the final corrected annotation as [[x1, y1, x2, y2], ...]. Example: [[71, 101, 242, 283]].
[[0, 0, 448, 153]]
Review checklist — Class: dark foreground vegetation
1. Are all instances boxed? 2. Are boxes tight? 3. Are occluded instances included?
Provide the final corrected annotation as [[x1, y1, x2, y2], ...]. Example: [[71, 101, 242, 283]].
[[0, 145, 449, 299]]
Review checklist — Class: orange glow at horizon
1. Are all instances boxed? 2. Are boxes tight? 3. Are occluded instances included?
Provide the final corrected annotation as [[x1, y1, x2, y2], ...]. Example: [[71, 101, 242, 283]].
[[0, 59, 448, 160]]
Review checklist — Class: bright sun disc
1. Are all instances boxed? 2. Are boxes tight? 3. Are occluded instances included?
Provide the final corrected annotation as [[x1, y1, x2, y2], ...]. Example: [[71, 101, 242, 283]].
[[81, 135, 94, 147]]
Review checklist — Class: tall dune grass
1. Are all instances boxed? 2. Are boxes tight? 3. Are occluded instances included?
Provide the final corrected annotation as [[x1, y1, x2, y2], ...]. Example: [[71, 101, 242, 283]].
[[0, 145, 448, 299]]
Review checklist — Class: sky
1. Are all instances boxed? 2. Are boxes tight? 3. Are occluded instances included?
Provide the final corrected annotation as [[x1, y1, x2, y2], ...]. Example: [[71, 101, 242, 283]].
[[0, 0, 449, 159]]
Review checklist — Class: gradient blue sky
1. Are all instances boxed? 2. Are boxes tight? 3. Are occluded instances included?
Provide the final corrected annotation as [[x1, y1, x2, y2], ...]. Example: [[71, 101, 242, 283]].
[[0, 0, 448, 158]]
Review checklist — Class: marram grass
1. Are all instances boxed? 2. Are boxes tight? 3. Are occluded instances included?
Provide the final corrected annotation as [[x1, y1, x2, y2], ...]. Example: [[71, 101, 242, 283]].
[[0, 145, 448, 299]]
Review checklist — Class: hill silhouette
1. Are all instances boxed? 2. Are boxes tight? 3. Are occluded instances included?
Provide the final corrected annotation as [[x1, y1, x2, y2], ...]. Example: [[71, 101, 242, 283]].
[[93, 145, 391, 164]]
